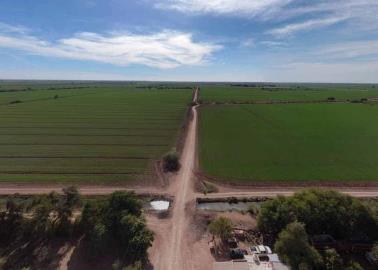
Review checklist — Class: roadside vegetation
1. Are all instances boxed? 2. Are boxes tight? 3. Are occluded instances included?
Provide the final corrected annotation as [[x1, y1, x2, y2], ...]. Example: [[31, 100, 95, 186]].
[[162, 150, 180, 172], [0, 187, 153, 270], [208, 217, 233, 243]]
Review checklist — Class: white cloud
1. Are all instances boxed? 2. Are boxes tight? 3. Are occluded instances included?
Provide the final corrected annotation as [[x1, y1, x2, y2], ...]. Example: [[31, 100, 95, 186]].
[[266, 61, 378, 83], [0, 68, 264, 82], [260, 40, 287, 48], [317, 40, 378, 59], [0, 28, 221, 69], [265, 1, 378, 37], [241, 38, 255, 48], [0, 69, 135, 81], [156, 1, 378, 37], [261, 40, 378, 83], [155, 0, 293, 17], [267, 16, 347, 37], [0, 22, 29, 34]]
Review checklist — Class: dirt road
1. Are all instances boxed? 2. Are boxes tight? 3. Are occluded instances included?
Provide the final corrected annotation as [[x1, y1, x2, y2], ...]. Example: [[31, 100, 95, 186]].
[[148, 87, 213, 270], [167, 105, 198, 270], [197, 189, 378, 199], [0, 185, 161, 195]]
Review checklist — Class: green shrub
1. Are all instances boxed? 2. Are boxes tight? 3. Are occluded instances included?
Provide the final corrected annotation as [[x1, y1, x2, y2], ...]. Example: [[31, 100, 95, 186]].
[[323, 249, 343, 270], [162, 151, 180, 172], [345, 261, 363, 270], [248, 204, 259, 216], [209, 217, 233, 242]]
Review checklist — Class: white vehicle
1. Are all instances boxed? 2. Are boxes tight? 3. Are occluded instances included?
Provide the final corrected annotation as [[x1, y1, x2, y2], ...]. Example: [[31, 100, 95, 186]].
[[250, 245, 272, 254], [366, 251, 378, 265]]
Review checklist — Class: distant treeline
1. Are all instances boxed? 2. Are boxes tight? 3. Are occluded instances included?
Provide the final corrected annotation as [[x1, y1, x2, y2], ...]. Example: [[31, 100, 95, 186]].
[[136, 85, 193, 90], [0, 86, 93, 92], [230, 83, 277, 88]]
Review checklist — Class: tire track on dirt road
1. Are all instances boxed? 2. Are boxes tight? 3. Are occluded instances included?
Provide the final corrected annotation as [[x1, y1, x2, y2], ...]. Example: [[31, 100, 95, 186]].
[[166, 105, 198, 270], [149, 87, 201, 270]]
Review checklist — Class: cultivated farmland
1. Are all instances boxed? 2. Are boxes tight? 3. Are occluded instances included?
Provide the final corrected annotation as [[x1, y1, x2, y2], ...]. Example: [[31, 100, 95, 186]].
[[199, 102, 378, 184], [200, 84, 378, 103], [0, 83, 192, 183]]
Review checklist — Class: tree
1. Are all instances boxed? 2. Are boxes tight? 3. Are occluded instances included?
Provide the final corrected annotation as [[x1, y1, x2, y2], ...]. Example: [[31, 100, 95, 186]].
[[119, 214, 153, 260], [209, 217, 233, 242], [323, 249, 343, 270], [345, 261, 363, 270], [0, 197, 25, 243], [274, 222, 322, 270], [29, 187, 81, 237], [79, 200, 103, 231], [79, 191, 153, 266], [258, 189, 377, 240], [162, 151, 180, 172], [104, 191, 143, 233], [372, 243, 378, 258], [53, 186, 81, 236], [87, 223, 108, 258], [123, 261, 142, 270], [62, 186, 81, 209], [257, 195, 296, 236]]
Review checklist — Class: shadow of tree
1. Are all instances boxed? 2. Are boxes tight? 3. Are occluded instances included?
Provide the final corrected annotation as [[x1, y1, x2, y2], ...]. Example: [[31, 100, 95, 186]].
[[1, 238, 70, 270], [68, 239, 119, 270]]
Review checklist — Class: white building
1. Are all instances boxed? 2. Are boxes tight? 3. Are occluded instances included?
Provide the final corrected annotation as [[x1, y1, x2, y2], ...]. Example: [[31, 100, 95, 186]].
[[213, 253, 289, 270]]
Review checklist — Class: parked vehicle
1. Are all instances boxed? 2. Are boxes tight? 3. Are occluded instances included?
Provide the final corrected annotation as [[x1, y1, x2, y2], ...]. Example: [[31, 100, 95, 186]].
[[227, 237, 238, 248], [366, 251, 378, 266], [250, 245, 272, 254], [230, 248, 247, 260]]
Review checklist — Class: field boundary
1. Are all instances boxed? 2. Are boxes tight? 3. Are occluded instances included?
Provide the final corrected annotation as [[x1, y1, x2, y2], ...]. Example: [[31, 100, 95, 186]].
[[195, 170, 378, 188], [199, 99, 376, 106], [175, 88, 196, 155]]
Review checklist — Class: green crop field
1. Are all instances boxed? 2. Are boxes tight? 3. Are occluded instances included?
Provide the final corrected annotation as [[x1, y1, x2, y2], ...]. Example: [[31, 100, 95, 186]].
[[199, 103, 378, 184], [0, 83, 192, 183], [199, 84, 378, 103]]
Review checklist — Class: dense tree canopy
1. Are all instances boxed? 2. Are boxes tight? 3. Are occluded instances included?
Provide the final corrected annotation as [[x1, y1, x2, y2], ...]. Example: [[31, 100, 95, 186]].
[[0, 189, 153, 269], [0, 186, 82, 243], [258, 189, 377, 240], [274, 222, 323, 270], [79, 191, 154, 263]]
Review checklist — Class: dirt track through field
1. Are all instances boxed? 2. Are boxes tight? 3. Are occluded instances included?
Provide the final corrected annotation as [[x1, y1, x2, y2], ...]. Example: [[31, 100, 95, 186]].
[[148, 88, 204, 270]]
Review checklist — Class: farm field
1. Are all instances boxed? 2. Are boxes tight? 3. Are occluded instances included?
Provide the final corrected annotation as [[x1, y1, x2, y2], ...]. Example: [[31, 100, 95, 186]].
[[199, 84, 378, 103], [199, 103, 378, 184], [0, 83, 192, 183]]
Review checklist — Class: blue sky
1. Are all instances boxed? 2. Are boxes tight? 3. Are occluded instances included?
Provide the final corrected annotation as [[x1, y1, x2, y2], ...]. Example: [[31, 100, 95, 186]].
[[0, 0, 377, 82]]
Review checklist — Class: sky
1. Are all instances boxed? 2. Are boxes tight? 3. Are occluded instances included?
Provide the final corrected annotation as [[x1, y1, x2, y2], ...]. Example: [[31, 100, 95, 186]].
[[0, 0, 377, 83]]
